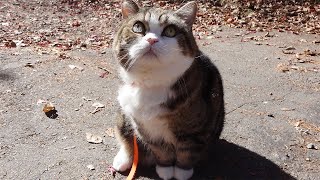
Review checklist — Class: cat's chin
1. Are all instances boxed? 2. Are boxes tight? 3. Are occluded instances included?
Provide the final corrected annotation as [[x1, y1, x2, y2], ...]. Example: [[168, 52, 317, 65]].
[[142, 50, 158, 60]]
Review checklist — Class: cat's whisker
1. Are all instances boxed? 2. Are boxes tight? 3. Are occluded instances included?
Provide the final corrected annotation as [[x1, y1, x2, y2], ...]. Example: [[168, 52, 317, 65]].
[[117, 52, 133, 70], [157, 46, 183, 53], [126, 60, 134, 71], [120, 56, 134, 70], [126, 56, 140, 71], [118, 52, 129, 61]]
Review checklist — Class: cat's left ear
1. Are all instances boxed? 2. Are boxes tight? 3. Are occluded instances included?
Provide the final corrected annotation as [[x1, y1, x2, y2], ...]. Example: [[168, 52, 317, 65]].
[[121, 0, 139, 19], [174, 1, 197, 26]]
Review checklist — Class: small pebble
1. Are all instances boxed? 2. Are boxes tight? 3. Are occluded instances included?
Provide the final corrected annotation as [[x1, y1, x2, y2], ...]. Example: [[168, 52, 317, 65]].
[[108, 166, 116, 177], [267, 114, 275, 118], [281, 108, 295, 111], [294, 121, 301, 127], [87, 164, 95, 170], [306, 143, 316, 149], [63, 146, 76, 150], [306, 158, 311, 161]]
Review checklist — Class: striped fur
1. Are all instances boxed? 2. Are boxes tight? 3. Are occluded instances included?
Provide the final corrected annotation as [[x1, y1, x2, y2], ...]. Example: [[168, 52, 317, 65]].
[[112, 1, 224, 179]]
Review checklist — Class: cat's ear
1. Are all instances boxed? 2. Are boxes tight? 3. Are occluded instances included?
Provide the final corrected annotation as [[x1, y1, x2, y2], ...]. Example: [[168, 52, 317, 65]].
[[121, 0, 139, 19], [174, 1, 197, 26]]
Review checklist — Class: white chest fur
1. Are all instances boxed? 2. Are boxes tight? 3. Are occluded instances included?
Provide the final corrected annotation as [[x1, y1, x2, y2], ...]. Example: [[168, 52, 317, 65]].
[[118, 84, 175, 143]]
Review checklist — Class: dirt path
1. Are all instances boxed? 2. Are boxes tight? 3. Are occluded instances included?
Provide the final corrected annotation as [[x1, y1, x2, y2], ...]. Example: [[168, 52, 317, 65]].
[[0, 26, 319, 179]]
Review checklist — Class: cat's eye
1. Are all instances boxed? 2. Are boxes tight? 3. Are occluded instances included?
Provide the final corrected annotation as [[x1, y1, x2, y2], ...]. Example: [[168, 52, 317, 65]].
[[132, 21, 146, 34], [162, 25, 177, 37]]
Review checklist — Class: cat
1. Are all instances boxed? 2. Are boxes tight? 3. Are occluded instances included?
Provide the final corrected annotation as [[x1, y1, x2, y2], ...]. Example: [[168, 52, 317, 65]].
[[112, 0, 225, 179]]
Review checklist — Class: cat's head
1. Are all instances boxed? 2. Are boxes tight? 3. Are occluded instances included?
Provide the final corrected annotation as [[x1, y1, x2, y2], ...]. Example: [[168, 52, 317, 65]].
[[113, 0, 198, 74]]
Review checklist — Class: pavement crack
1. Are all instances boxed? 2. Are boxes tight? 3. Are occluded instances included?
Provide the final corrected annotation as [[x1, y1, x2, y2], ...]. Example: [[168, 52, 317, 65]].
[[39, 160, 64, 177], [226, 102, 252, 115], [226, 90, 294, 115]]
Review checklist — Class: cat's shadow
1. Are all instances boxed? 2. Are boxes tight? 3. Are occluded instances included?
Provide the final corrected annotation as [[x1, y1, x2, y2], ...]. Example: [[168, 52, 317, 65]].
[[0, 71, 15, 81], [135, 139, 294, 180]]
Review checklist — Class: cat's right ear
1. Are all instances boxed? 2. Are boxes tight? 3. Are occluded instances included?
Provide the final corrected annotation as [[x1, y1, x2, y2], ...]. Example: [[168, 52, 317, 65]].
[[174, 1, 197, 27], [121, 0, 139, 19]]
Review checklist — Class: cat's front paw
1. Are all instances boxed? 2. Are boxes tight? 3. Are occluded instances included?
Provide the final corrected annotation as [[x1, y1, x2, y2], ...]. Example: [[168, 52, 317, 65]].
[[112, 147, 132, 172], [174, 166, 194, 180], [156, 165, 174, 180]]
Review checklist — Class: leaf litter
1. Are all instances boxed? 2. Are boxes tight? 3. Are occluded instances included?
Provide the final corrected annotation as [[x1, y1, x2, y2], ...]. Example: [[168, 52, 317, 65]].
[[0, 0, 318, 52]]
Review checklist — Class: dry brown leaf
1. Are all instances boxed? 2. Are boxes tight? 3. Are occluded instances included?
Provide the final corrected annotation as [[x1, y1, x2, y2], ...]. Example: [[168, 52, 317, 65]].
[[276, 63, 290, 72], [285, 46, 296, 50], [5, 41, 16, 48], [282, 50, 294, 54], [86, 133, 103, 144], [281, 108, 295, 111], [105, 128, 115, 138], [43, 102, 55, 113]]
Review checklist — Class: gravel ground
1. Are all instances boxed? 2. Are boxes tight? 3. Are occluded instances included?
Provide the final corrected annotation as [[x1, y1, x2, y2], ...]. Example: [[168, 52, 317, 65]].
[[1, 27, 319, 179]]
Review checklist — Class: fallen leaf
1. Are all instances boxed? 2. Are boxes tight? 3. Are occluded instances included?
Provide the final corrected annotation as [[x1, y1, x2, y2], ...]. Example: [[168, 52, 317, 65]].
[[281, 108, 295, 111], [282, 50, 294, 54], [1, 22, 9, 26], [5, 41, 16, 48], [25, 63, 34, 68], [297, 59, 306, 63], [304, 49, 318, 56], [86, 133, 103, 144], [99, 71, 110, 78], [295, 53, 302, 59], [277, 63, 290, 72], [43, 102, 55, 113], [264, 32, 275, 37], [72, 20, 81, 27], [13, 40, 26, 47], [63, 146, 76, 150], [68, 64, 84, 71], [106, 128, 115, 138], [278, 45, 288, 48], [59, 53, 68, 59], [294, 121, 301, 127], [68, 65, 76, 69], [285, 46, 296, 50], [91, 102, 105, 114], [92, 102, 105, 108], [82, 97, 92, 101], [299, 39, 307, 43], [87, 164, 95, 170]]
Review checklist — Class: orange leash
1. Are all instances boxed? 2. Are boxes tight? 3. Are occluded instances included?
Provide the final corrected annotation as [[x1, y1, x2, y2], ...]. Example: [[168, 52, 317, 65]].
[[126, 135, 139, 180]]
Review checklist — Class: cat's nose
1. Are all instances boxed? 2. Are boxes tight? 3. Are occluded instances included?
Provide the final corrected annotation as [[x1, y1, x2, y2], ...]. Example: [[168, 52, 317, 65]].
[[147, 38, 158, 45]]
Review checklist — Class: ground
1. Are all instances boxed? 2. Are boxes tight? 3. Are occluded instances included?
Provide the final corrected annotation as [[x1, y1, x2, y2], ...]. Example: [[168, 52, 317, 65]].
[[0, 1, 319, 180]]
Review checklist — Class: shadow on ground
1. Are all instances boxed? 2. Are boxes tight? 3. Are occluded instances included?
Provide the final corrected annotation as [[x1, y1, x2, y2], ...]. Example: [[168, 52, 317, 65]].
[[134, 139, 294, 180], [0, 71, 15, 81]]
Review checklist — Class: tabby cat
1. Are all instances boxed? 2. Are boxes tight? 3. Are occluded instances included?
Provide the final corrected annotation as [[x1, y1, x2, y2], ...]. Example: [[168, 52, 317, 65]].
[[112, 1, 225, 179]]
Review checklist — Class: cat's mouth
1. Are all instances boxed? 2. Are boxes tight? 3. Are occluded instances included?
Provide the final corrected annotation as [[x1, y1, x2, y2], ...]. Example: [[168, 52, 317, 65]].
[[143, 47, 158, 59]]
